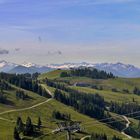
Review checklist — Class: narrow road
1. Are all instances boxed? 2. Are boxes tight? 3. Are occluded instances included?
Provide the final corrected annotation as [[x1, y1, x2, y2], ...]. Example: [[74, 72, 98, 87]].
[[0, 87, 53, 120], [41, 84, 54, 98], [80, 135, 90, 140], [0, 98, 52, 115], [121, 115, 132, 139]]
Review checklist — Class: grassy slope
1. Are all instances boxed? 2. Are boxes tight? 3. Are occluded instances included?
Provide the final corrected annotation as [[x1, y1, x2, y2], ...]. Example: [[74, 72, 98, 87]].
[[42, 70, 140, 103], [38, 70, 67, 80], [0, 70, 140, 139], [38, 70, 140, 139], [39, 69, 140, 91], [0, 119, 14, 140], [0, 99, 125, 140], [0, 88, 47, 112], [70, 86, 140, 103], [58, 77, 140, 92], [0, 82, 125, 140], [0, 87, 48, 139]]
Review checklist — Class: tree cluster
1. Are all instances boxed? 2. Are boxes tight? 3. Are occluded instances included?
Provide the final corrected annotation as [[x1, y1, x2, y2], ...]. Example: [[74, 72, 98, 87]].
[[54, 89, 105, 119], [14, 116, 42, 140], [0, 92, 7, 104], [52, 110, 71, 121], [16, 90, 29, 100], [110, 101, 140, 118], [0, 73, 51, 98], [0, 80, 11, 91], [70, 68, 115, 79]]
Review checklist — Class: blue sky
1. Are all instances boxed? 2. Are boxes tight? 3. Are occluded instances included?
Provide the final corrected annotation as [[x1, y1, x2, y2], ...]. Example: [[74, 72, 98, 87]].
[[0, 0, 140, 66]]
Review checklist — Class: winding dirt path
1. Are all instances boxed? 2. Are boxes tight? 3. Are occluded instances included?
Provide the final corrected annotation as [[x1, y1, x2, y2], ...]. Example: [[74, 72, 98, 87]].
[[121, 115, 132, 139], [0, 98, 52, 116], [0, 86, 53, 121], [80, 135, 90, 140]]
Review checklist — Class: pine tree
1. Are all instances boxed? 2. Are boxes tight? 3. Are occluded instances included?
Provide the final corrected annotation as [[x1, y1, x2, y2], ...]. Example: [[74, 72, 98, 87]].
[[24, 117, 33, 136], [14, 127, 20, 140], [38, 117, 42, 129], [16, 117, 24, 133]]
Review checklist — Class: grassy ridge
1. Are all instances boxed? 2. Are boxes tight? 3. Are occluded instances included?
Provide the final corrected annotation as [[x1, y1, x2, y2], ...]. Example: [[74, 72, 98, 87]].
[[38, 70, 67, 80], [39, 69, 140, 92], [0, 69, 140, 139]]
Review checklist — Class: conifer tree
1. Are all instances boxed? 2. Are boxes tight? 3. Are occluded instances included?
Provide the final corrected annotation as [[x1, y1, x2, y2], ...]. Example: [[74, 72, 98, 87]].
[[38, 117, 42, 129], [16, 117, 24, 133], [14, 127, 20, 140], [24, 117, 33, 136]]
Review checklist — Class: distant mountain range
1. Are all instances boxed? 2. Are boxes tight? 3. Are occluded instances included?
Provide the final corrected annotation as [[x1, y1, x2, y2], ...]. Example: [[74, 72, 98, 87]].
[[48, 62, 140, 78], [0, 60, 140, 78], [0, 60, 53, 74]]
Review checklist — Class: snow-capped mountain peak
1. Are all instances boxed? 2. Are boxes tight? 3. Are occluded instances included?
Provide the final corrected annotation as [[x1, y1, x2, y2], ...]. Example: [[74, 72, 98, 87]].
[[0, 60, 17, 68], [0, 60, 140, 77], [22, 62, 36, 68], [21, 62, 42, 68], [0, 60, 7, 68], [47, 62, 140, 78], [0, 60, 17, 72]]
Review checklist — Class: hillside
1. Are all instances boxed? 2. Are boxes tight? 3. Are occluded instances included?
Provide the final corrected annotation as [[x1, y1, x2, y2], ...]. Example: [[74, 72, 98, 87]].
[[0, 82, 124, 140], [0, 69, 140, 139], [38, 69, 140, 139]]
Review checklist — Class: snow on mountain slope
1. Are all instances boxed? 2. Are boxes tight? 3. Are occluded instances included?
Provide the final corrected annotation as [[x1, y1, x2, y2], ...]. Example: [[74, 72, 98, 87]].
[[21, 62, 42, 68], [0, 60, 17, 72], [1, 60, 140, 77], [48, 62, 140, 78], [94, 62, 140, 77]]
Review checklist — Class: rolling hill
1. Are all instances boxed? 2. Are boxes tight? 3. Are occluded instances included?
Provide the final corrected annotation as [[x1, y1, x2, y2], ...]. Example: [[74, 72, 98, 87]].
[[0, 69, 140, 139]]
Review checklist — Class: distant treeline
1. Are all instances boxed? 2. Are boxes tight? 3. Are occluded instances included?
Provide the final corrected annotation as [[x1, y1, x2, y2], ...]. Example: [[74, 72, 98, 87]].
[[60, 68, 115, 79], [0, 73, 51, 98]]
